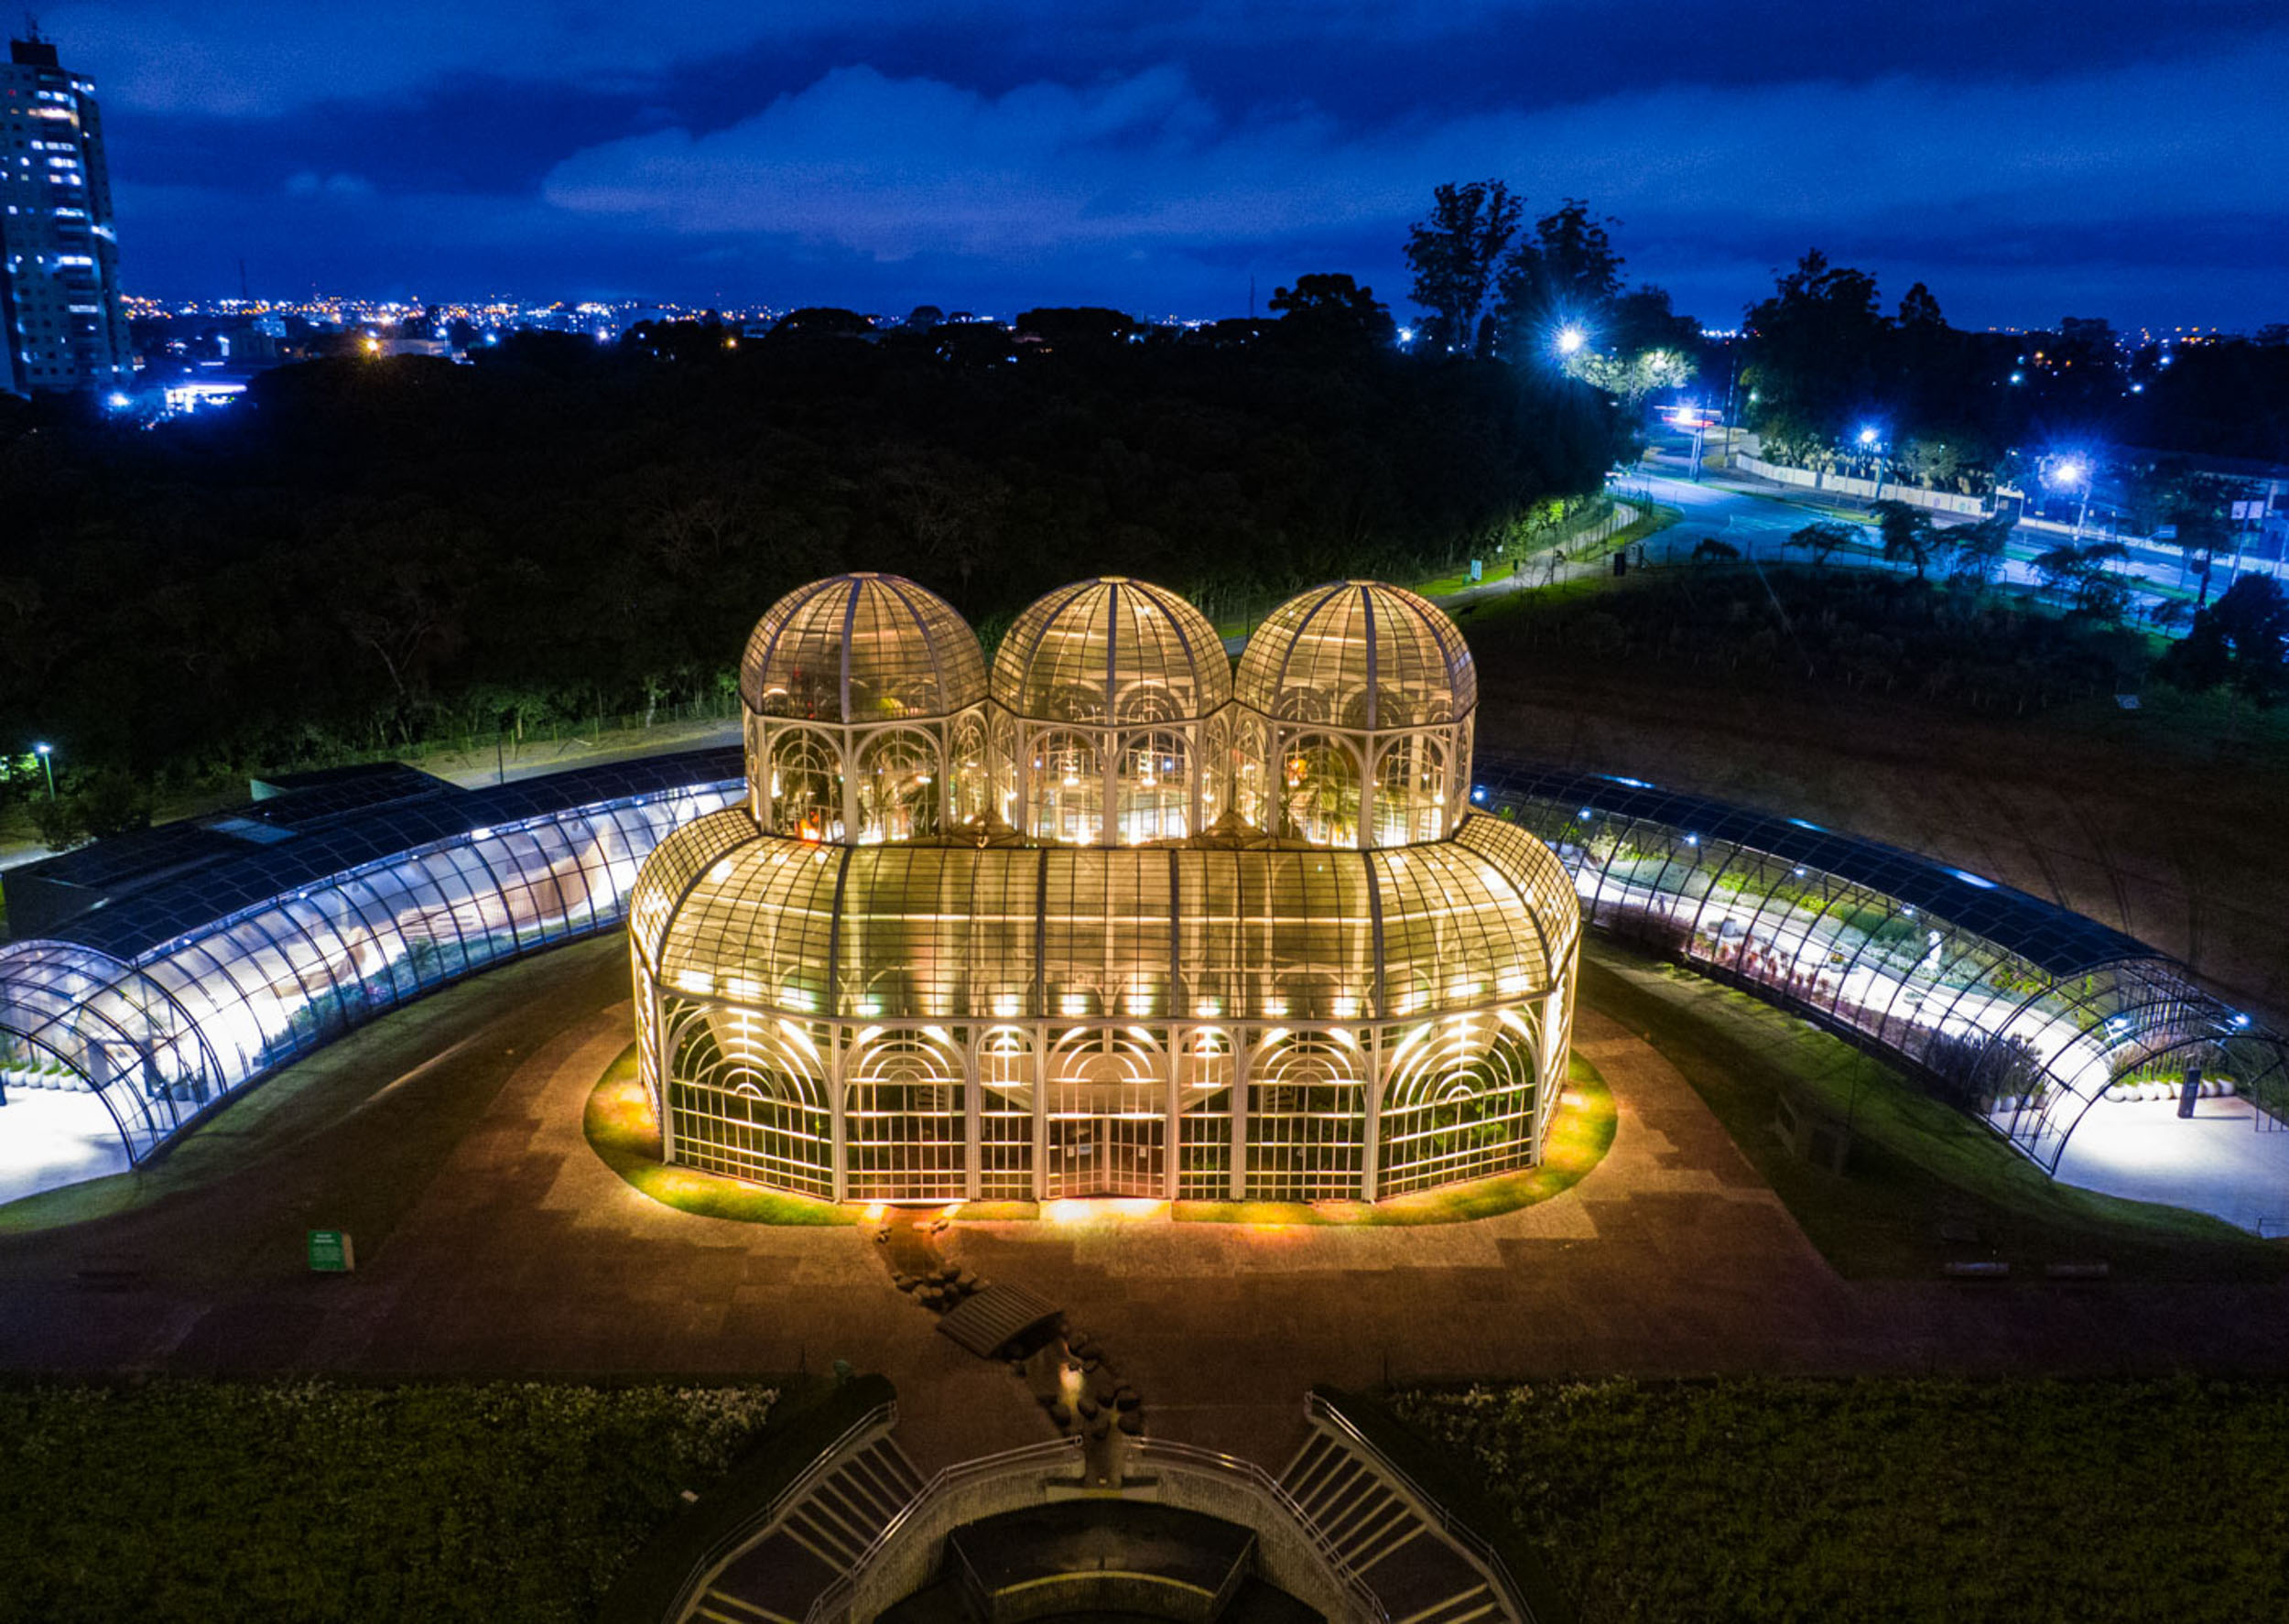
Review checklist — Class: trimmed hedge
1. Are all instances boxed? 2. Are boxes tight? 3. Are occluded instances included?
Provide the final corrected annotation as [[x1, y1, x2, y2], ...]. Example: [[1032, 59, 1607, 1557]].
[[1391, 1378, 2289, 1624], [0, 1379, 787, 1623]]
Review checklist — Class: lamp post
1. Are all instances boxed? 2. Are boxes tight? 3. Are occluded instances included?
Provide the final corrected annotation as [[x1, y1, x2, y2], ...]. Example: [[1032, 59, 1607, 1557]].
[[2048, 457, 2092, 541], [33, 742, 54, 800], [1859, 427, 1885, 503]]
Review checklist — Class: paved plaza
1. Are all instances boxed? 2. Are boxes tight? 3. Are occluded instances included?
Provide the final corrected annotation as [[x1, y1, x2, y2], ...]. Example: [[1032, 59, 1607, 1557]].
[[3, 938, 2286, 1473]]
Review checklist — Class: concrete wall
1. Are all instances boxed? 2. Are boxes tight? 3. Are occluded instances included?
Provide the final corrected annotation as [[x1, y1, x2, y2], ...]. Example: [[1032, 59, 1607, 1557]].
[[827, 1448, 1361, 1624], [1736, 455, 1991, 517]]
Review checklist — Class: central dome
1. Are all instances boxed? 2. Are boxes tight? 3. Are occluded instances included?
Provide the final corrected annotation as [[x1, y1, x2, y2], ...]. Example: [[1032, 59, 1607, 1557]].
[[990, 577, 1231, 724], [741, 572, 986, 724]]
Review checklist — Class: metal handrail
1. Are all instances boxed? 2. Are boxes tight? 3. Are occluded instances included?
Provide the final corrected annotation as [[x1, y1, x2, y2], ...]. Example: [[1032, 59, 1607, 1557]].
[[1303, 1392, 1540, 1624], [1129, 1436, 1390, 1624], [661, 1398, 899, 1624], [801, 1435, 1084, 1624]]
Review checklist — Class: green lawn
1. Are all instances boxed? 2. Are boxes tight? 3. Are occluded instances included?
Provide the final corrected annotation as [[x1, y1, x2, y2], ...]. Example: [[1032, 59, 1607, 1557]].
[[1392, 1377, 2289, 1624], [0, 1378, 792, 1624], [1583, 943, 2289, 1280], [586, 1050, 854, 1226]]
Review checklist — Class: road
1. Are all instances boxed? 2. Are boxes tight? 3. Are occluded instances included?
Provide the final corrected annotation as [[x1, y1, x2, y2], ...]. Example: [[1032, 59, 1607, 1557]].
[[1615, 452, 2218, 618]]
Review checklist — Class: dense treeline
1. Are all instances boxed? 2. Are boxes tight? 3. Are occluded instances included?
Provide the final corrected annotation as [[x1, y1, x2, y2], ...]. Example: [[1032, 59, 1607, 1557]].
[[0, 324, 1617, 792], [1740, 250, 2289, 483]]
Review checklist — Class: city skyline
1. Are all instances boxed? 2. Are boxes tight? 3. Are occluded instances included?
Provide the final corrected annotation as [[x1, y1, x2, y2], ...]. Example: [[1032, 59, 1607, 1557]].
[[28, 0, 2289, 333]]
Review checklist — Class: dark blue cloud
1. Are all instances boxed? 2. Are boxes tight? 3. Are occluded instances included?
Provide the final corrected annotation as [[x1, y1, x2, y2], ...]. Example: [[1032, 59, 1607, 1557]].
[[43, 0, 2289, 329]]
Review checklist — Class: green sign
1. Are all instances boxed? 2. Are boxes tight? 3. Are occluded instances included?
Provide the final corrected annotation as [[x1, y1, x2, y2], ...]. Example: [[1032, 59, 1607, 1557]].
[[308, 1229, 354, 1272]]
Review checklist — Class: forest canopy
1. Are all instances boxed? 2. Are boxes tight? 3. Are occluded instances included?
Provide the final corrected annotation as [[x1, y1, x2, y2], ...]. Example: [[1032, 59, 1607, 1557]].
[[0, 323, 1621, 787]]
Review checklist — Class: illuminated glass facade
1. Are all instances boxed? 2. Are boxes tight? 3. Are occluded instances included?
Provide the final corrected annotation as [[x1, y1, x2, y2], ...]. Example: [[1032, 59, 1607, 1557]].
[[0, 754, 743, 1194], [1476, 761, 2289, 1175], [634, 574, 1582, 1203]]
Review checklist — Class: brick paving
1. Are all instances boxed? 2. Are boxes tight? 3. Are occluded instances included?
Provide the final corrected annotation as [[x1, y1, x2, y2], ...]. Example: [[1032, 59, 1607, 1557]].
[[3, 939, 2285, 1475]]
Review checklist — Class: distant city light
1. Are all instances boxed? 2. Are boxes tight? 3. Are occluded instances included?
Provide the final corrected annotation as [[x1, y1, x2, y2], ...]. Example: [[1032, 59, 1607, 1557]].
[[104, 391, 133, 411]]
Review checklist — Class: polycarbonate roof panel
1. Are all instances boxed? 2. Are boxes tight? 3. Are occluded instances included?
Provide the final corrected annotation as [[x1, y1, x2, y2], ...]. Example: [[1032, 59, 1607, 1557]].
[[1470, 755, 2154, 977], [45, 747, 745, 961]]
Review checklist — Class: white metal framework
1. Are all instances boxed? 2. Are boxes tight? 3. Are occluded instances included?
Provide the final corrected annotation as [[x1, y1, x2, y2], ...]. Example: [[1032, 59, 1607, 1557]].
[[742, 573, 991, 842], [1232, 580, 1477, 850], [635, 573, 1581, 1203]]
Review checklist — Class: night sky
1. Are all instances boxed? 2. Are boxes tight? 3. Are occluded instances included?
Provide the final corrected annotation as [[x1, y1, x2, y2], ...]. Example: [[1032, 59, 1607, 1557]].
[[48, 0, 2289, 330]]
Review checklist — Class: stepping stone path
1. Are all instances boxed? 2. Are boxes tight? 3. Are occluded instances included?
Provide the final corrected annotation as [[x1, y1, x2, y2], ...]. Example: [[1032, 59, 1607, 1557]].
[[871, 1210, 1145, 1481]]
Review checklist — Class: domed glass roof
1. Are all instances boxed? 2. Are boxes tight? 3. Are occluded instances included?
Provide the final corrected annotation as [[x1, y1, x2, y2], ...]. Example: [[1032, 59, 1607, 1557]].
[[630, 807, 1578, 1024], [990, 577, 1231, 725], [740, 573, 987, 724], [1234, 580, 1476, 728]]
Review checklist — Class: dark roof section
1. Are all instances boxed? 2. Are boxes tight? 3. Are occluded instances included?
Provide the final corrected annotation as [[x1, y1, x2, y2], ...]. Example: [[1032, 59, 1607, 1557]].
[[1471, 755, 2156, 978], [245, 762, 458, 827], [37, 748, 744, 962]]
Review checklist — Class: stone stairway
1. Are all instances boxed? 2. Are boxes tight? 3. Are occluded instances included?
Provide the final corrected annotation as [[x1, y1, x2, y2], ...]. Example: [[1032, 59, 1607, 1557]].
[[1278, 1428, 1511, 1624], [691, 1437, 927, 1624]]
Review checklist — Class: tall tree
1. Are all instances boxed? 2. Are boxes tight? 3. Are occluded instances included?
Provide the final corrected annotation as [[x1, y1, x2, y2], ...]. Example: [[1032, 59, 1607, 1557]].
[[1741, 250, 1890, 459], [1268, 273, 1396, 351], [1496, 199, 1627, 357], [1404, 180, 1523, 358]]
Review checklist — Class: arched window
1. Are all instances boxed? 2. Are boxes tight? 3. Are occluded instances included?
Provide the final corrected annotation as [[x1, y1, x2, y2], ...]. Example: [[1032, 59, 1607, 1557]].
[[1029, 729, 1102, 845], [1373, 734, 1450, 848], [665, 1001, 834, 1197], [843, 1025, 967, 1200], [1275, 734, 1361, 849], [1378, 1012, 1539, 1194], [764, 728, 843, 841], [1119, 729, 1193, 844], [1246, 1029, 1367, 1200], [853, 729, 942, 842]]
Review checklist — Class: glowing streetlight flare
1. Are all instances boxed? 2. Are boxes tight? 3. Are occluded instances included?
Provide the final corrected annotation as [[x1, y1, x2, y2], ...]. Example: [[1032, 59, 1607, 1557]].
[[1555, 325, 1587, 356]]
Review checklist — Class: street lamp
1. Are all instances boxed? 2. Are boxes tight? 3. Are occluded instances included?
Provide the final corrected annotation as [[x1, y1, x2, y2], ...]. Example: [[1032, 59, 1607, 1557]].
[[2045, 455, 2092, 541], [1555, 324, 1588, 357], [33, 742, 54, 800], [1858, 426, 1885, 502]]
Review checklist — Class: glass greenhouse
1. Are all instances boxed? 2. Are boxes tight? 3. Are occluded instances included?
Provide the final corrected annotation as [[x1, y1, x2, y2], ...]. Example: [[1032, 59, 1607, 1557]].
[[0, 752, 743, 1203], [630, 574, 1582, 1204], [1474, 761, 2289, 1221]]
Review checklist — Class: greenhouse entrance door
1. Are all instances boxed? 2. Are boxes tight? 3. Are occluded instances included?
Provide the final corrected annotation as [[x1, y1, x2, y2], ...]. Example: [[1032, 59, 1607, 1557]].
[[1047, 1113, 1164, 1197]]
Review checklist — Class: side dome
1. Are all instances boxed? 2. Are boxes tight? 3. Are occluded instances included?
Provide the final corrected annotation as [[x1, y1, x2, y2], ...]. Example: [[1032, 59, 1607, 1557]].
[[1234, 580, 1476, 728], [740, 573, 987, 724], [990, 577, 1231, 723]]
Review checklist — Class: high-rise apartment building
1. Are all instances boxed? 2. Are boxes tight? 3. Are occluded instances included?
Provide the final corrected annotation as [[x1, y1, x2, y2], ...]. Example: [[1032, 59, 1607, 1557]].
[[1, 33, 130, 396]]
